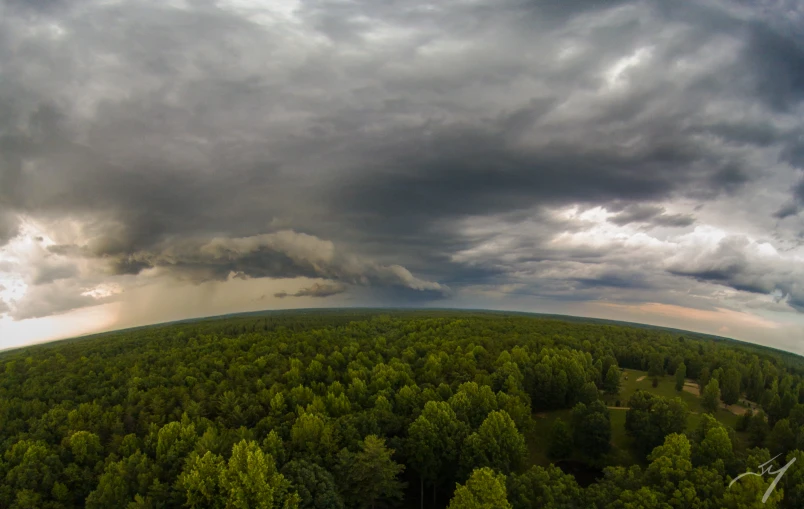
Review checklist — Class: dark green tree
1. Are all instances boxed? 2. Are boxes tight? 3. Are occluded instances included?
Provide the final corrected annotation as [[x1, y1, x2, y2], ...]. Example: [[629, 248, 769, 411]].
[[571, 401, 611, 459], [406, 401, 467, 508], [675, 362, 686, 392], [507, 464, 584, 509], [548, 418, 574, 460], [338, 435, 405, 509], [702, 379, 721, 414], [280, 460, 344, 509], [603, 365, 620, 395], [460, 410, 526, 477], [625, 391, 688, 456]]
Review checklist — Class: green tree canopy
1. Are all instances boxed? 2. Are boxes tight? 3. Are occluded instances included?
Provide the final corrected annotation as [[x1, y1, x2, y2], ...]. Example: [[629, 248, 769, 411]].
[[447, 467, 512, 509]]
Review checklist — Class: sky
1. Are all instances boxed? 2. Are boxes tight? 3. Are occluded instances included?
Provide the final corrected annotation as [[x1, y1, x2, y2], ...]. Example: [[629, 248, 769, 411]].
[[1, 0, 804, 353]]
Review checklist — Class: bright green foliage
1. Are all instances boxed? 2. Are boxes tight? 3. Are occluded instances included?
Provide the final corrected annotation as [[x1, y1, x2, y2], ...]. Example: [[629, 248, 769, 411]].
[[722, 473, 782, 508], [447, 467, 512, 509], [263, 430, 287, 467], [449, 382, 499, 428], [645, 433, 695, 501], [156, 419, 198, 478], [696, 425, 733, 472], [291, 413, 336, 464], [176, 451, 225, 508], [176, 440, 298, 509], [66, 431, 103, 466], [460, 410, 526, 476]]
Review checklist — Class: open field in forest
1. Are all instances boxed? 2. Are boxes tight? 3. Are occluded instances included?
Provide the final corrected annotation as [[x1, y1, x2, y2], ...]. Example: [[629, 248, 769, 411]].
[[527, 368, 748, 468]]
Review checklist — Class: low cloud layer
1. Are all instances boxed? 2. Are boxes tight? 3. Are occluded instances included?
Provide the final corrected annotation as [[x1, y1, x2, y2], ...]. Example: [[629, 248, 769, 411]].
[[1, 0, 804, 351], [275, 282, 347, 299]]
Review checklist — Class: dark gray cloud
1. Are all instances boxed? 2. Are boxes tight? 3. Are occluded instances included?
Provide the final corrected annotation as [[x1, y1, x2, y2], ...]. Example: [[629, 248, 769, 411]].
[[50, 230, 447, 294], [31, 260, 79, 286], [274, 282, 347, 299], [608, 204, 695, 227], [0, 213, 18, 246], [668, 235, 804, 311], [774, 178, 804, 218], [8, 279, 100, 320], [0, 0, 803, 345]]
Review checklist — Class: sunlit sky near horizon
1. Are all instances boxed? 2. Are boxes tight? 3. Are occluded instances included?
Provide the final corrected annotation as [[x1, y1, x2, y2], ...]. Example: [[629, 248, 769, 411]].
[[2, 0, 804, 353]]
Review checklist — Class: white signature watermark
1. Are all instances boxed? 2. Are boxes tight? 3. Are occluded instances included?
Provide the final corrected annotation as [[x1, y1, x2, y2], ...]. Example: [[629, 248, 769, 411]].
[[729, 454, 797, 503]]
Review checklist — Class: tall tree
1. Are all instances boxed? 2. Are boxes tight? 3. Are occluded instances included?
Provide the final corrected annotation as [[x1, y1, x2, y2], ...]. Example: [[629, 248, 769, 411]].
[[675, 363, 686, 392], [625, 391, 688, 456], [702, 379, 721, 414], [647, 354, 664, 378], [176, 440, 298, 509], [604, 365, 620, 395], [766, 419, 796, 457], [460, 411, 526, 477], [280, 460, 344, 509], [699, 367, 711, 394], [571, 401, 611, 459], [338, 435, 405, 509], [548, 418, 574, 460], [721, 368, 742, 406], [747, 411, 770, 448], [406, 401, 467, 508], [447, 468, 512, 509], [86, 451, 157, 509]]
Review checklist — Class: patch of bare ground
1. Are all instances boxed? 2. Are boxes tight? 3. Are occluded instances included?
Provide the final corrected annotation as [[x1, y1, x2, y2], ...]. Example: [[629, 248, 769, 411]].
[[724, 404, 749, 416], [534, 412, 548, 418], [683, 381, 700, 396], [636, 375, 646, 382]]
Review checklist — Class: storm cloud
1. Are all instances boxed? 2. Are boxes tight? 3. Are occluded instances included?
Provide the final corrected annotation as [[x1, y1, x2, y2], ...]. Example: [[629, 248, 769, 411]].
[[1, 0, 804, 350], [275, 282, 348, 299]]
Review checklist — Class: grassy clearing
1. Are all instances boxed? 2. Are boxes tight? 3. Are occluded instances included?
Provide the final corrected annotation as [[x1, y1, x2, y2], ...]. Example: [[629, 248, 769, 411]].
[[602, 369, 704, 411], [526, 369, 749, 469]]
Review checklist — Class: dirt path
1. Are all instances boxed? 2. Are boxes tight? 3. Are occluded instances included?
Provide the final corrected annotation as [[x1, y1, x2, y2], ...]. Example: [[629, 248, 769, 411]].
[[724, 404, 749, 415], [607, 406, 630, 410], [636, 376, 646, 382], [682, 382, 700, 396]]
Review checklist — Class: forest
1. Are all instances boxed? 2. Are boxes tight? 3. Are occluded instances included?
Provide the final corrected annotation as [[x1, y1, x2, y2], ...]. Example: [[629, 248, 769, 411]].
[[1, 309, 804, 508]]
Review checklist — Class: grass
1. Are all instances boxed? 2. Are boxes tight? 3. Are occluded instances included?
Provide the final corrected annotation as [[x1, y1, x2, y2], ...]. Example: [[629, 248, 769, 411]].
[[526, 369, 749, 470], [602, 369, 703, 411]]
